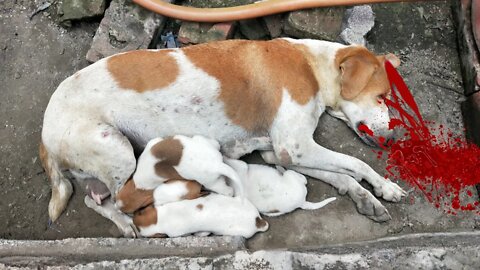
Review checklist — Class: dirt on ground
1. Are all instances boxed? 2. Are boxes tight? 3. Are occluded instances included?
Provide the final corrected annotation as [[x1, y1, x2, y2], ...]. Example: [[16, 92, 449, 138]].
[[1, 0, 478, 250]]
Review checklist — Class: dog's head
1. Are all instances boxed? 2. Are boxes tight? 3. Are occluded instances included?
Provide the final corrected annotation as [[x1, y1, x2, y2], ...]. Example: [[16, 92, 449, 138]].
[[327, 46, 400, 147]]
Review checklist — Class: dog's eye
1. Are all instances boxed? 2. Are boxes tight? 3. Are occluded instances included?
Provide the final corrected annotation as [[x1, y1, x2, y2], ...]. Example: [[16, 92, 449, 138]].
[[376, 95, 385, 104]]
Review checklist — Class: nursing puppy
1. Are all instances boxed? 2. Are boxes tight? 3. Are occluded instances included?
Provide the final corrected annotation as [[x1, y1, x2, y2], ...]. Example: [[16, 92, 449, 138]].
[[225, 159, 336, 216], [133, 193, 268, 238], [116, 135, 237, 213], [134, 135, 243, 196], [116, 178, 203, 214]]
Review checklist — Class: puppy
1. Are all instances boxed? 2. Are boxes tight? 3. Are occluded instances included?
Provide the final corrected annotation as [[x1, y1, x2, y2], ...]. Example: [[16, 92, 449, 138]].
[[133, 135, 244, 196], [116, 178, 203, 214], [133, 193, 268, 238], [116, 135, 238, 213], [225, 159, 336, 216]]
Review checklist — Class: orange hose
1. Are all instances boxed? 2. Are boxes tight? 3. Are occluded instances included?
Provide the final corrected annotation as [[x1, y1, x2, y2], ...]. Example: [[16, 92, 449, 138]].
[[133, 0, 431, 22]]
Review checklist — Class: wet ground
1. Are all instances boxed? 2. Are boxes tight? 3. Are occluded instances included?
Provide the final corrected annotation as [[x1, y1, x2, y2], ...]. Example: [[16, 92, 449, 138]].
[[1, 0, 478, 250]]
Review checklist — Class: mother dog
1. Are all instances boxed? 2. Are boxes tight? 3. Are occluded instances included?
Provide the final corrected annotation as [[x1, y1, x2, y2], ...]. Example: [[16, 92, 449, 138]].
[[40, 38, 405, 232]]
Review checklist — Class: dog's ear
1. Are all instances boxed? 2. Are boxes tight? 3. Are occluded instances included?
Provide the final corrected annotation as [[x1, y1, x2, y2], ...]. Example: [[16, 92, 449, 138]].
[[377, 53, 401, 68], [339, 54, 378, 100], [385, 53, 401, 67]]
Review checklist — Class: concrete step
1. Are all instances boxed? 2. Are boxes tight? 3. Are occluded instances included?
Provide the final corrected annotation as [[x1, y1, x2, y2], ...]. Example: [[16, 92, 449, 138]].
[[1, 232, 479, 269]]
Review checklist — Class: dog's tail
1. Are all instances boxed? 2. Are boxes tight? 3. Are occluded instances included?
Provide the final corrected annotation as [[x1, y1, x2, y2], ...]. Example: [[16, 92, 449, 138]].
[[219, 163, 245, 197], [39, 141, 73, 222], [300, 197, 337, 210]]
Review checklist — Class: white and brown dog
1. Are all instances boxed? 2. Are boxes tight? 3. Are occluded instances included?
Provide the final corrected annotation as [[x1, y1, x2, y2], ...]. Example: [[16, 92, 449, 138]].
[[40, 38, 406, 235], [225, 159, 336, 216]]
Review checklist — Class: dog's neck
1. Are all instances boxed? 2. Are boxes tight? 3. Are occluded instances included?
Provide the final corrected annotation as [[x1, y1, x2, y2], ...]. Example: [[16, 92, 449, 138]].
[[283, 38, 346, 110]]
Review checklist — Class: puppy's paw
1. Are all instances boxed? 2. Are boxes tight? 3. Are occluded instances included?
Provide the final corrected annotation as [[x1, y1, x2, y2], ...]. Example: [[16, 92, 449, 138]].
[[374, 179, 406, 202], [349, 186, 391, 222]]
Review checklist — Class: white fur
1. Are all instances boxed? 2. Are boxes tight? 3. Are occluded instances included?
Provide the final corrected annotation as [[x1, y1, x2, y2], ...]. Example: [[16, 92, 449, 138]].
[[152, 181, 190, 206], [133, 135, 244, 197], [225, 159, 336, 216], [138, 194, 268, 238]]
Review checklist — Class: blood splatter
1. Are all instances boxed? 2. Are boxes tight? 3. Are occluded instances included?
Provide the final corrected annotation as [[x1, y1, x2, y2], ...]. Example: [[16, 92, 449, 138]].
[[369, 61, 480, 215]]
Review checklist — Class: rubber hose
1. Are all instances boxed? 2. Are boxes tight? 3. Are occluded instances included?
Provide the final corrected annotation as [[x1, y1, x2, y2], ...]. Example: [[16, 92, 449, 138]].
[[133, 0, 431, 22]]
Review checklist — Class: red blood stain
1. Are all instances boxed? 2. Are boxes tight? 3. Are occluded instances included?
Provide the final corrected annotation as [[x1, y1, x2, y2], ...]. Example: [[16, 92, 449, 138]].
[[371, 61, 480, 215]]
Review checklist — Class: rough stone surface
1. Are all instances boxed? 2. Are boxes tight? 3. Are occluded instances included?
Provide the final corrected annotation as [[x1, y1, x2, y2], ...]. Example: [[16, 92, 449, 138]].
[[263, 15, 284, 39], [58, 0, 106, 23], [338, 5, 375, 45], [178, 21, 236, 46], [1, 232, 479, 269], [85, 0, 169, 62], [238, 19, 270, 40], [452, 0, 480, 95], [284, 7, 346, 41]]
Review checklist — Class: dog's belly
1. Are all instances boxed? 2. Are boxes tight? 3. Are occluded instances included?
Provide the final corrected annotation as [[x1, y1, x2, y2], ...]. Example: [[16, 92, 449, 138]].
[[108, 91, 252, 149]]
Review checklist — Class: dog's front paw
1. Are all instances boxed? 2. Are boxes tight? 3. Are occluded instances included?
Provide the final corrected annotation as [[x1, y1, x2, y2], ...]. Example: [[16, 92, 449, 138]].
[[349, 186, 391, 222], [374, 179, 406, 202]]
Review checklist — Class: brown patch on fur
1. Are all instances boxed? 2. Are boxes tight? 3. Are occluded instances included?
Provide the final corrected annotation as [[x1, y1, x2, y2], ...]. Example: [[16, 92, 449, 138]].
[[39, 142, 52, 181], [268, 209, 280, 213], [181, 180, 203, 200], [116, 178, 154, 214], [151, 138, 185, 179], [196, 204, 204, 210], [133, 204, 157, 228], [107, 50, 179, 92], [255, 217, 267, 229], [183, 39, 319, 133], [335, 46, 397, 101]]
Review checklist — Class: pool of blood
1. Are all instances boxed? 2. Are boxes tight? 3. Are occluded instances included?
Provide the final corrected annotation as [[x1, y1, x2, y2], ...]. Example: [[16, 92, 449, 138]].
[[358, 61, 480, 215]]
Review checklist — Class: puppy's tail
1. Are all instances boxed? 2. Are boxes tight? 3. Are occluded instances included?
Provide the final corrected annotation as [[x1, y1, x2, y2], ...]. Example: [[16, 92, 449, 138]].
[[220, 164, 245, 197], [300, 197, 336, 210], [40, 141, 73, 223]]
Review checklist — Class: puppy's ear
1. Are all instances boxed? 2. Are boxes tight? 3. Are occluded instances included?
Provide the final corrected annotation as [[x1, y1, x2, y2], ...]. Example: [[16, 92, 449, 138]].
[[133, 205, 157, 228], [339, 55, 377, 100]]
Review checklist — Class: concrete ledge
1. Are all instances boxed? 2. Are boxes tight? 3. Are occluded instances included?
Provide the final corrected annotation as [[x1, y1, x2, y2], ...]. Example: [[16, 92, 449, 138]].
[[2, 232, 480, 268], [0, 236, 246, 267]]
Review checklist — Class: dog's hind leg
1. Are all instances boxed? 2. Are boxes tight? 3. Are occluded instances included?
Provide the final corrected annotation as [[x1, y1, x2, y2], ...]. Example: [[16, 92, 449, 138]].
[[42, 122, 137, 225], [39, 142, 73, 223]]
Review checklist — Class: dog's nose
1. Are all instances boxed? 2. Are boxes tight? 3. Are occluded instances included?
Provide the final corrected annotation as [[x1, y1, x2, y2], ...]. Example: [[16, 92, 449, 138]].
[[384, 137, 395, 147], [357, 121, 366, 130]]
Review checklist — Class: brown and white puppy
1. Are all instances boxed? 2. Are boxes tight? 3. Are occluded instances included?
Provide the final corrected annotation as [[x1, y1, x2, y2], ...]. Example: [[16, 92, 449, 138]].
[[115, 135, 241, 213], [133, 135, 243, 196], [133, 193, 268, 238], [40, 38, 406, 235], [116, 178, 203, 214]]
